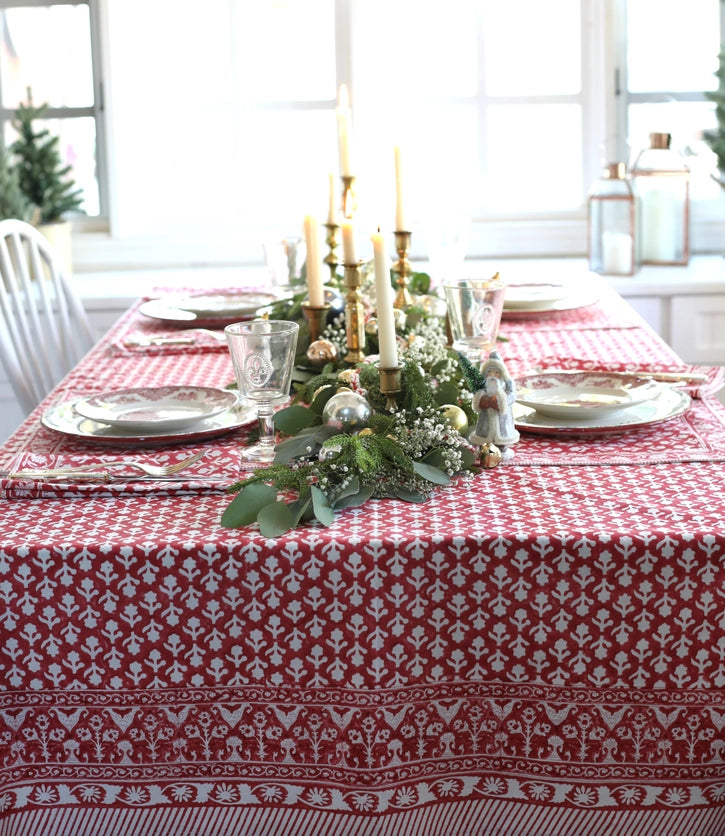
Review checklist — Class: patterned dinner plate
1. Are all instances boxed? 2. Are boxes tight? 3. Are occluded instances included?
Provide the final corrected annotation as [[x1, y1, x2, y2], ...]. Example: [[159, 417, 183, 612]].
[[73, 386, 239, 432], [42, 399, 255, 447], [513, 384, 690, 436], [515, 371, 661, 420], [139, 289, 280, 328]]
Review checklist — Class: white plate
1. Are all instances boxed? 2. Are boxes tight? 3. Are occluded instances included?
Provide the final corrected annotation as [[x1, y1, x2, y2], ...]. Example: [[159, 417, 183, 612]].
[[502, 287, 599, 319], [74, 386, 239, 431], [515, 371, 661, 420], [42, 399, 255, 447], [175, 292, 278, 318], [513, 384, 690, 436], [139, 290, 279, 327], [504, 283, 570, 310]]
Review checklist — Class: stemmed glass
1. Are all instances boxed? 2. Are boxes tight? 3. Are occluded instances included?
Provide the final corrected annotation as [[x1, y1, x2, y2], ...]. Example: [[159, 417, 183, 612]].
[[225, 319, 299, 466]]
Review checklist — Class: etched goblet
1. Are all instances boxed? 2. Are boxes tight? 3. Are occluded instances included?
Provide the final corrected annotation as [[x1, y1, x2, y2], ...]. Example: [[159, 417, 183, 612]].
[[225, 319, 299, 465]]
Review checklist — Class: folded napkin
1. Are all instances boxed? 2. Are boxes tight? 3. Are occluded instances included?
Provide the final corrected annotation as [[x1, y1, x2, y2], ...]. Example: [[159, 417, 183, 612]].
[[112, 328, 228, 356], [0, 448, 242, 500], [528, 357, 724, 400]]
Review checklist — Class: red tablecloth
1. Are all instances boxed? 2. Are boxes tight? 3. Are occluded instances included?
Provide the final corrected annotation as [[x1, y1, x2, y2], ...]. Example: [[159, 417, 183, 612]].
[[1, 280, 725, 836]]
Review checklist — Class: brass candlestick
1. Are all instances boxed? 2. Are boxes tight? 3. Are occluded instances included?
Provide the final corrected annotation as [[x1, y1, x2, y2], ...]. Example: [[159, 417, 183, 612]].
[[341, 175, 356, 216], [323, 222, 340, 283], [301, 301, 331, 344], [392, 230, 413, 309], [378, 365, 402, 411], [343, 261, 365, 364]]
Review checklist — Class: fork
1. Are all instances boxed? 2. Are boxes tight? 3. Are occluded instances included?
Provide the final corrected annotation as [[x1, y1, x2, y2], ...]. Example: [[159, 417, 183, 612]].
[[4, 451, 205, 481]]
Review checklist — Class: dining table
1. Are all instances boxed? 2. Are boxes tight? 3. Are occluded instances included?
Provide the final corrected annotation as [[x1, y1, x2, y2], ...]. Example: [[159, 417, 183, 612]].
[[1, 275, 725, 836]]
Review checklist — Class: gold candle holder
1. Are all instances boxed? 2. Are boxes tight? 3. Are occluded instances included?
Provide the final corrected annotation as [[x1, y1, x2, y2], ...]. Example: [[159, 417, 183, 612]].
[[378, 365, 402, 411], [392, 230, 413, 309], [343, 261, 366, 364], [323, 222, 340, 283], [341, 175, 356, 216], [301, 301, 331, 344]]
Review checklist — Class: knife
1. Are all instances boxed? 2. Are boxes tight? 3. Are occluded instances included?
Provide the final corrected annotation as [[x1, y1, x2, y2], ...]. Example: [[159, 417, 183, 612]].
[[0, 469, 205, 482]]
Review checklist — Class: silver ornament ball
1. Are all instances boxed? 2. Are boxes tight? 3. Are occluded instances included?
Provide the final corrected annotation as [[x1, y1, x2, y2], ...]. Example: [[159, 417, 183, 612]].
[[322, 391, 373, 431], [307, 338, 338, 367]]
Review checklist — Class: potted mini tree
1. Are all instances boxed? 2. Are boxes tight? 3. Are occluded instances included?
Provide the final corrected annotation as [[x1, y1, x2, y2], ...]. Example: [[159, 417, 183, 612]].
[[0, 147, 34, 223], [705, 50, 725, 185], [10, 91, 84, 271]]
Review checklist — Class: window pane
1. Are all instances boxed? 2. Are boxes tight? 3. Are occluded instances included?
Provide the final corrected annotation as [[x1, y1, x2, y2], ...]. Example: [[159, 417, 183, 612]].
[[627, 0, 720, 93], [353, 0, 478, 99], [0, 5, 94, 108], [236, 0, 336, 102], [483, 0, 581, 96], [486, 104, 582, 211]]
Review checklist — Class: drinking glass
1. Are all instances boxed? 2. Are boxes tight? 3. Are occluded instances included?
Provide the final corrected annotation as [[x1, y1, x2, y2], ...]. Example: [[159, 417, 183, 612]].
[[262, 237, 306, 290], [443, 277, 505, 364], [225, 320, 299, 465]]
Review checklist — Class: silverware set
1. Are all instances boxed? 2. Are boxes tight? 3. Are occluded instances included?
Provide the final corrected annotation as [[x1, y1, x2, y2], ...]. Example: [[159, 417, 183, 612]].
[[124, 329, 227, 347], [1, 451, 205, 482]]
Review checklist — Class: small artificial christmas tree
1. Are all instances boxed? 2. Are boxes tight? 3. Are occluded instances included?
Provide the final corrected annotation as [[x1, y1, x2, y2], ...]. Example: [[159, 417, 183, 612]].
[[11, 93, 83, 224], [704, 50, 725, 177], [0, 147, 34, 222]]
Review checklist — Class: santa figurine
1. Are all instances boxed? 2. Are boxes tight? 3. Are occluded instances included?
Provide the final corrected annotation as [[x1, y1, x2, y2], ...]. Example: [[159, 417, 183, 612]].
[[466, 350, 520, 462]]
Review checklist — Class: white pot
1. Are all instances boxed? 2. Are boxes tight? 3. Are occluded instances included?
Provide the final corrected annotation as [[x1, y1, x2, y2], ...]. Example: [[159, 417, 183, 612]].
[[35, 219, 73, 276]]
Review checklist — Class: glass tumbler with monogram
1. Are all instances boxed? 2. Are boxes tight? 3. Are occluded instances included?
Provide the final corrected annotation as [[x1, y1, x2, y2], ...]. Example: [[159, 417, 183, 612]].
[[225, 320, 299, 465], [443, 276, 505, 364]]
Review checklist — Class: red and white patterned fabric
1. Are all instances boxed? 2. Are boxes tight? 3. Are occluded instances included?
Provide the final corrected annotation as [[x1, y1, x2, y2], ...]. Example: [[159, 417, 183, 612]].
[[1, 281, 725, 836]]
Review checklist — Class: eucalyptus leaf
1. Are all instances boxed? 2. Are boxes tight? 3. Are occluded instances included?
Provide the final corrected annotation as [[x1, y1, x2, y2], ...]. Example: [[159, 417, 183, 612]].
[[274, 425, 326, 464], [435, 381, 460, 405], [258, 500, 296, 538], [310, 385, 337, 415], [334, 482, 375, 510], [311, 484, 335, 527], [288, 493, 312, 526], [332, 475, 360, 503], [421, 447, 446, 468], [394, 486, 427, 502], [412, 460, 451, 486], [220, 483, 278, 528], [458, 446, 478, 469], [274, 404, 319, 435]]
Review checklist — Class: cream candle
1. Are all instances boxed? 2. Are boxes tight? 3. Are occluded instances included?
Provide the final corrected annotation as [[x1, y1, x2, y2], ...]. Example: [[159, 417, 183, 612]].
[[341, 218, 357, 264], [372, 230, 398, 368], [327, 173, 339, 225], [640, 189, 677, 262], [601, 232, 633, 274], [303, 215, 324, 307], [336, 85, 354, 177], [394, 146, 406, 231]]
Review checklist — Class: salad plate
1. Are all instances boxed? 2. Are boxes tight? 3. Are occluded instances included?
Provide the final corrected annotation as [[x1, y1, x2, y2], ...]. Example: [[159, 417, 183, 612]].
[[42, 399, 255, 447], [513, 384, 690, 436], [73, 386, 239, 432], [515, 371, 661, 420]]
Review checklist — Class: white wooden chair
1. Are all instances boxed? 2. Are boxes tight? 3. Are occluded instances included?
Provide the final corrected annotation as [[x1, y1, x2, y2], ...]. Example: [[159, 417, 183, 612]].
[[0, 218, 95, 415]]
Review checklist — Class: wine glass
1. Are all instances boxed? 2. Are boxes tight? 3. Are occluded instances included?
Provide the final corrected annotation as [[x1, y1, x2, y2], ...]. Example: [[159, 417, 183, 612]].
[[225, 319, 299, 465]]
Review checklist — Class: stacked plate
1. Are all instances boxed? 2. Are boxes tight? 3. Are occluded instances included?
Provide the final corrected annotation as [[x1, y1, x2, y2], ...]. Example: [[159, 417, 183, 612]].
[[42, 386, 255, 446], [139, 290, 280, 328], [503, 282, 599, 318], [513, 371, 690, 435]]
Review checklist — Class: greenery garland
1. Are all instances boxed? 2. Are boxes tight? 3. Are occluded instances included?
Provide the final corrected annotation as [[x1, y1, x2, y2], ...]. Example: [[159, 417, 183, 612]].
[[220, 316, 484, 538]]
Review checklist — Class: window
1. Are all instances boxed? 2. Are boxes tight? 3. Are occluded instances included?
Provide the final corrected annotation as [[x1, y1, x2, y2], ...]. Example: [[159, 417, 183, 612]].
[[1, 1, 723, 264], [0, 0, 105, 218]]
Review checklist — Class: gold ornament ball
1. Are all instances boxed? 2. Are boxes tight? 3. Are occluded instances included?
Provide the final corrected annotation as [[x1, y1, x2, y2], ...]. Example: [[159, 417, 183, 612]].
[[480, 442, 503, 469], [365, 317, 378, 336], [312, 384, 333, 401], [337, 368, 355, 385], [358, 427, 373, 437], [439, 404, 468, 434], [306, 339, 338, 367]]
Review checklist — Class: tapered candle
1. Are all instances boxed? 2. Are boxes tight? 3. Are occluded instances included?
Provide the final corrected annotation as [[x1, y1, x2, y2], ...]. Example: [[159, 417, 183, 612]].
[[341, 218, 357, 264], [303, 215, 324, 307], [327, 173, 339, 225], [337, 85, 354, 177], [394, 145, 406, 231], [371, 229, 398, 368]]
